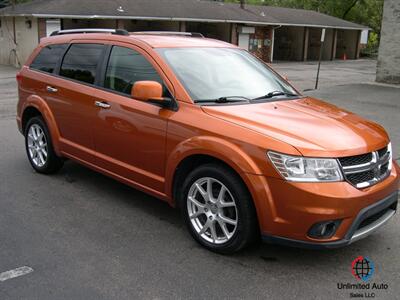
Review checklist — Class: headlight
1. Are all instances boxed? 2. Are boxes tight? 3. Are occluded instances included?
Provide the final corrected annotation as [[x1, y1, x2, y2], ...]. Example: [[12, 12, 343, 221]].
[[267, 151, 343, 182]]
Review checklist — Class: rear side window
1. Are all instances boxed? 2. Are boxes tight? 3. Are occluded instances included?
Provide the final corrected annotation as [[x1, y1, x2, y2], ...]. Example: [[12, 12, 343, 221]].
[[105, 46, 163, 95], [30, 44, 68, 73], [60, 44, 104, 85]]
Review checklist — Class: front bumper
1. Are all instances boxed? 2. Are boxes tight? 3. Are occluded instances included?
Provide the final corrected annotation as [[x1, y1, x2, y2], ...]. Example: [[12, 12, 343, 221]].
[[244, 161, 400, 248], [262, 190, 398, 249]]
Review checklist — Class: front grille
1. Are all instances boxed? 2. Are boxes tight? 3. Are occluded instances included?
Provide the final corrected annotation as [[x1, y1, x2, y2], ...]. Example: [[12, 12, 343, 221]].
[[346, 170, 375, 185], [338, 145, 392, 189], [380, 162, 389, 174], [339, 153, 372, 167], [377, 146, 388, 158]]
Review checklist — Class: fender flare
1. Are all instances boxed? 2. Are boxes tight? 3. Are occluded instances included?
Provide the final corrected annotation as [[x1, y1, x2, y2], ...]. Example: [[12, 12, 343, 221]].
[[21, 95, 62, 155], [165, 135, 262, 201]]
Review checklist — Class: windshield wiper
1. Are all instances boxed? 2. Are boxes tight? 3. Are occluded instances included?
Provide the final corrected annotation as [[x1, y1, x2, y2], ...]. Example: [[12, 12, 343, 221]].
[[194, 96, 251, 104], [253, 91, 299, 101]]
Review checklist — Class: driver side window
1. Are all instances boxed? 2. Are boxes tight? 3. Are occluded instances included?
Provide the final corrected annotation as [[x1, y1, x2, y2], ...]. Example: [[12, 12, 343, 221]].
[[105, 46, 165, 96]]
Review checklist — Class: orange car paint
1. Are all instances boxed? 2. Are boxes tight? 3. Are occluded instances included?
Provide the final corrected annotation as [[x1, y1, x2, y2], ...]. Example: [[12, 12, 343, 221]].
[[17, 33, 399, 245]]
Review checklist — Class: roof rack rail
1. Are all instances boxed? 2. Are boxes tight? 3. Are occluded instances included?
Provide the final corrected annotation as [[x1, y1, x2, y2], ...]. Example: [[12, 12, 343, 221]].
[[131, 31, 204, 38], [50, 28, 129, 36]]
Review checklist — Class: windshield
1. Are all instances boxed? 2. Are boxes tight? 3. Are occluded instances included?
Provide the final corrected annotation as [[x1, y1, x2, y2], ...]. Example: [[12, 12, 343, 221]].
[[156, 47, 299, 103]]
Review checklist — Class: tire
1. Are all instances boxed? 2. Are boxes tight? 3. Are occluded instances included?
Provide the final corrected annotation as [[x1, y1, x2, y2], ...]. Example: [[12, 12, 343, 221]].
[[24, 116, 64, 174], [179, 163, 258, 254]]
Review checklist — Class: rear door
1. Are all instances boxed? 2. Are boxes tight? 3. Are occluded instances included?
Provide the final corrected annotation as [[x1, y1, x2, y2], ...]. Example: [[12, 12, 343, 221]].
[[52, 42, 106, 163], [25, 43, 68, 125]]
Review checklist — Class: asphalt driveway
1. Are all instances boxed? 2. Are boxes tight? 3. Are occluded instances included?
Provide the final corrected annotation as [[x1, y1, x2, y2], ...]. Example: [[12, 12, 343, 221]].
[[273, 59, 377, 91], [0, 61, 399, 300]]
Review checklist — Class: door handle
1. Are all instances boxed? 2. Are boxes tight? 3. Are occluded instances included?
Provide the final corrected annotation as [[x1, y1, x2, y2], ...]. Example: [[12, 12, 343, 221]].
[[46, 86, 58, 93], [95, 101, 111, 109]]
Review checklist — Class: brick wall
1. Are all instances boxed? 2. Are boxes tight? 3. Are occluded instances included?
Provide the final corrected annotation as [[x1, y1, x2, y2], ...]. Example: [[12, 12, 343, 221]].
[[248, 26, 273, 62], [38, 18, 46, 40]]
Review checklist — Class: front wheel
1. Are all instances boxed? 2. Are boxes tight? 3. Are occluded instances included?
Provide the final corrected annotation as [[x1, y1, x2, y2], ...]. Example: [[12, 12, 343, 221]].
[[179, 164, 258, 254]]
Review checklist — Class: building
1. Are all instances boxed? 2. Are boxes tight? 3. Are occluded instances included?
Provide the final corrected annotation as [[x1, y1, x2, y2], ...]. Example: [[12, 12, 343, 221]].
[[376, 0, 400, 84], [0, 0, 369, 67]]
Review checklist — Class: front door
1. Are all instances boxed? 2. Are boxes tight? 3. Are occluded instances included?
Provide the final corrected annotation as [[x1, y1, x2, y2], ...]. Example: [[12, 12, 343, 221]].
[[92, 45, 174, 193]]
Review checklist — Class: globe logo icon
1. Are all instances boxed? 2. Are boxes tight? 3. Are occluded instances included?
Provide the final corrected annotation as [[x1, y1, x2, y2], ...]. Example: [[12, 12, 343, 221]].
[[351, 256, 374, 281]]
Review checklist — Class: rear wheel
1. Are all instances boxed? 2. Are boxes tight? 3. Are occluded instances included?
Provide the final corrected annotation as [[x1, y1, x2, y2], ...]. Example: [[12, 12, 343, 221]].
[[25, 116, 63, 174], [179, 163, 258, 254]]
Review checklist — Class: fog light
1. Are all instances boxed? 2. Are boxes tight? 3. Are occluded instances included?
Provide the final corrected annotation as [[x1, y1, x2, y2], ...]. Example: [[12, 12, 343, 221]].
[[308, 220, 341, 239]]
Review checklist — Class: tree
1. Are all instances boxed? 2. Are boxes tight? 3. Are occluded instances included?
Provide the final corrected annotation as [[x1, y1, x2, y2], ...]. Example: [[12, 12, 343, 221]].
[[0, 0, 30, 8], [0, 0, 11, 8]]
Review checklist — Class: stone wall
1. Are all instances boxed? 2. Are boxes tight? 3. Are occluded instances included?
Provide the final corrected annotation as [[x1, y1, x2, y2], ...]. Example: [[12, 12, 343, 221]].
[[376, 0, 400, 84]]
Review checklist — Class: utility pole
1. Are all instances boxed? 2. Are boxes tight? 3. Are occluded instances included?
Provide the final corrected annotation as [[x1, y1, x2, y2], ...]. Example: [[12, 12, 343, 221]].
[[315, 28, 326, 89]]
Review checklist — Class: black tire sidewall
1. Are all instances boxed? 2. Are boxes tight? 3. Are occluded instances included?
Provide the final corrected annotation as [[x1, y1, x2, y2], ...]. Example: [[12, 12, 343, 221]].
[[179, 163, 257, 254]]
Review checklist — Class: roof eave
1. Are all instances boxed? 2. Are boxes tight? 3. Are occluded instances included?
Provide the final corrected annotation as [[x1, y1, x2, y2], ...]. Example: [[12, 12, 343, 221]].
[[0, 13, 370, 30]]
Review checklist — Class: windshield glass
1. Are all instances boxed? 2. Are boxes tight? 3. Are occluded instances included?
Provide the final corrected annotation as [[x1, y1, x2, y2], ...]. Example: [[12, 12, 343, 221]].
[[156, 47, 299, 102]]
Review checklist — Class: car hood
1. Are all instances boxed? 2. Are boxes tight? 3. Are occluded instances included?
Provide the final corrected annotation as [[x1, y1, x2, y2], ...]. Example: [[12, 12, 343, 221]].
[[201, 97, 389, 157]]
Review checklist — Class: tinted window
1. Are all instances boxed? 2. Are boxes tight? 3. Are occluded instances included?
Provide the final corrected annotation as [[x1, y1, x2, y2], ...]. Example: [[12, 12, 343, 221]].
[[60, 44, 104, 84], [30, 44, 68, 73], [105, 46, 163, 95]]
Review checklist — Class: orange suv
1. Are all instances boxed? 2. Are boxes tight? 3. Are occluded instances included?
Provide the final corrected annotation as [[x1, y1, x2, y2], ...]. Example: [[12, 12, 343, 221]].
[[16, 29, 399, 253]]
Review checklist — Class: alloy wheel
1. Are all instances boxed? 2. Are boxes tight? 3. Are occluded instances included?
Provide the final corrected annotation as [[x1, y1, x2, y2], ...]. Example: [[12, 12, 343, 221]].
[[187, 177, 238, 244], [27, 124, 48, 167]]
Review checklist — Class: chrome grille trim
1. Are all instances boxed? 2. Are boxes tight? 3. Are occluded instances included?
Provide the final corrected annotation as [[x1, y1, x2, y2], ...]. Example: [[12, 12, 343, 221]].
[[341, 151, 378, 174], [338, 145, 392, 189]]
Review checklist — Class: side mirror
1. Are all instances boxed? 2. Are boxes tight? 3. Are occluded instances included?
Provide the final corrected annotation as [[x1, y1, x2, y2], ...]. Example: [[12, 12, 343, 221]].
[[131, 80, 177, 111], [131, 81, 163, 102]]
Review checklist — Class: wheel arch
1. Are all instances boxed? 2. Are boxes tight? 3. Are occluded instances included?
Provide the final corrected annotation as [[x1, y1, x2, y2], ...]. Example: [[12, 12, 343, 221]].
[[171, 154, 229, 204], [21, 95, 62, 155], [166, 136, 262, 205]]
